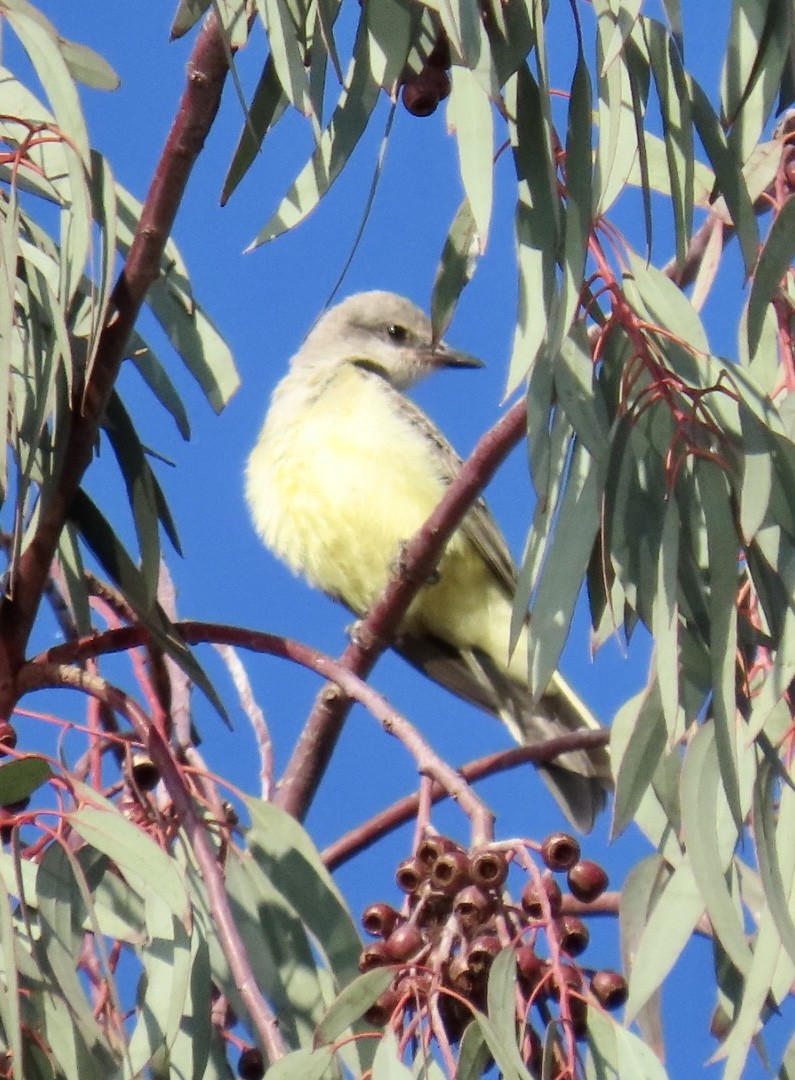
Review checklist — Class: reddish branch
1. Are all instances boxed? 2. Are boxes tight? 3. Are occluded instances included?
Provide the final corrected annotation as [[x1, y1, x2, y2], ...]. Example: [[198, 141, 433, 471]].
[[272, 398, 529, 821], [321, 730, 610, 871], [0, 11, 230, 700]]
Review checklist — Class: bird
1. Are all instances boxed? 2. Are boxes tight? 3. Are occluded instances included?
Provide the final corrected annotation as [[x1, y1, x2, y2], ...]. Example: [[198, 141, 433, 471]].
[[245, 291, 611, 830]]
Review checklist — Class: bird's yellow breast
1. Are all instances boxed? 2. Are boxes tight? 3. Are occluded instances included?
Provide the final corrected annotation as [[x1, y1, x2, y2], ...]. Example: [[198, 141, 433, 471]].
[[246, 365, 451, 615]]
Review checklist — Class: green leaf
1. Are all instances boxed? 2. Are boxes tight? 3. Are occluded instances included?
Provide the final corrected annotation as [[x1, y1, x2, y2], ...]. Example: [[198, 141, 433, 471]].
[[611, 682, 667, 838], [128, 341, 191, 440], [256, 0, 313, 116], [624, 859, 704, 1023], [221, 57, 288, 205], [68, 488, 228, 721], [264, 1046, 336, 1079], [504, 64, 561, 394], [249, 0, 412, 247], [57, 36, 120, 90], [753, 761, 795, 968], [555, 51, 592, 348], [224, 848, 322, 1049], [527, 441, 601, 705], [246, 800, 363, 989], [314, 969, 394, 1045], [697, 461, 743, 827], [457, 1021, 492, 1080], [0, 757, 51, 805], [486, 947, 519, 1054], [102, 391, 165, 598], [161, 927, 212, 1080], [127, 894, 193, 1077], [145, 278, 240, 414], [554, 328, 609, 460], [618, 855, 667, 1058], [68, 805, 189, 922], [372, 1029, 412, 1079], [624, 247, 708, 354], [722, 779, 795, 1079], [170, 0, 213, 38], [448, 66, 493, 253], [594, 26, 638, 215], [686, 74, 758, 277], [747, 197, 795, 356], [587, 1008, 672, 1080], [36, 844, 113, 1065], [652, 498, 680, 736], [644, 17, 693, 265], [511, 412, 573, 653], [0, 869, 22, 1074], [470, 1008, 532, 1080], [431, 199, 480, 341], [722, 0, 792, 162], [738, 402, 774, 542], [4, 1, 90, 165], [680, 724, 752, 974]]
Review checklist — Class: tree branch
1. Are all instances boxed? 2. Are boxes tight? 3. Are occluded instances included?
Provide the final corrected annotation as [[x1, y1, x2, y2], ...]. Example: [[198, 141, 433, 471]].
[[273, 397, 529, 821], [29, 621, 498, 843], [321, 730, 610, 871], [0, 11, 230, 695]]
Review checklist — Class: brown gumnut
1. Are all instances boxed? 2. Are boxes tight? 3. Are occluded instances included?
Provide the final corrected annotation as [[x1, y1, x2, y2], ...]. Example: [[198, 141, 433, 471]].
[[453, 884, 495, 933], [401, 67, 452, 117], [396, 855, 427, 894], [358, 940, 391, 971], [446, 954, 479, 996], [0, 723, 17, 756], [385, 922, 424, 962], [590, 969, 628, 1011], [549, 963, 583, 1001], [570, 995, 589, 1039], [520, 875, 562, 920], [415, 890, 453, 934], [554, 915, 590, 957], [237, 1047, 264, 1080], [516, 945, 548, 994], [362, 902, 402, 939], [784, 146, 795, 189], [466, 934, 502, 975], [416, 834, 461, 871], [365, 987, 402, 1026], [567, 860, 609, 903], [541, 832, 581, 872], [431, 848, 471, 895], [130, 753, 159, 792], [468, 848, 508, 891]]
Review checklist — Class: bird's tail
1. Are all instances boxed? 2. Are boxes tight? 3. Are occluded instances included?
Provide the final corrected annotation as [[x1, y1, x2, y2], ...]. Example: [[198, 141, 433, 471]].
[[396, 636, 612, 832]]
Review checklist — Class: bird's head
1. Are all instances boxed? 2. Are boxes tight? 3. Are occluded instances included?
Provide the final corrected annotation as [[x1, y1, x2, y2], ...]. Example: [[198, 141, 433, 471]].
[[295, 291, 482, 390]]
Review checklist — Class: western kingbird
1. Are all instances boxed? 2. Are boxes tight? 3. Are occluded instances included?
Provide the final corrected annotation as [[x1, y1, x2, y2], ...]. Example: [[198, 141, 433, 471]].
[[246, 291, 611, 829]]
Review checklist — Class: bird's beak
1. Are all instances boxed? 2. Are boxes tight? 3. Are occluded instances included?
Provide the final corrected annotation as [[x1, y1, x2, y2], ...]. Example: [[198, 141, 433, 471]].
[[428, 342, 484, 370]]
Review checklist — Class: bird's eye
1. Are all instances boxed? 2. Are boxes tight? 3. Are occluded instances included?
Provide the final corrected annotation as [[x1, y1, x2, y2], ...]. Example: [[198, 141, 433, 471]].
[[386, 323, 408, 343]]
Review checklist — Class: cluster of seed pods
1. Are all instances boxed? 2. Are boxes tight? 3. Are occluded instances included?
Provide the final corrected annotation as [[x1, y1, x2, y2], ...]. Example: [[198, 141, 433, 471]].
[[359, 831, 627, 1073]]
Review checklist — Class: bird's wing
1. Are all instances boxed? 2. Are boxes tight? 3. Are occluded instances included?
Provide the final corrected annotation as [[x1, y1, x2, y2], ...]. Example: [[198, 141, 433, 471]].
[[394, 389, 517, 593]]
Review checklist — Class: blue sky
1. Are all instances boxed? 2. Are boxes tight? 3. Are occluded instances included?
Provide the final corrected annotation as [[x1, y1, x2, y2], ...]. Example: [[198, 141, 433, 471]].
[[13, 2, 794, 1076]]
